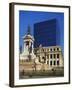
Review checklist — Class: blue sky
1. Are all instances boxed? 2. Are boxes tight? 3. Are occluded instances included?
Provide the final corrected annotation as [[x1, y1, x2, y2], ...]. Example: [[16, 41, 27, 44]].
[[19, 10, 64, 53]]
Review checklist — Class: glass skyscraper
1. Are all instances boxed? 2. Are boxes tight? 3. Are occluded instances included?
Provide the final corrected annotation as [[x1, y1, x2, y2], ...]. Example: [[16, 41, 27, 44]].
[[34, 19, 60, 48]]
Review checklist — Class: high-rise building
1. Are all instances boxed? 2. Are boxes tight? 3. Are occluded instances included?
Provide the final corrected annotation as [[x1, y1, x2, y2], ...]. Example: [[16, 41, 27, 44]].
[[34, 19, 60, 48]]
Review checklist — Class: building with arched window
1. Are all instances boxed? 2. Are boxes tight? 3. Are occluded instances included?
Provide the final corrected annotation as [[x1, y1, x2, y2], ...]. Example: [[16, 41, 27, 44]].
[[34, 45, 64, 70]]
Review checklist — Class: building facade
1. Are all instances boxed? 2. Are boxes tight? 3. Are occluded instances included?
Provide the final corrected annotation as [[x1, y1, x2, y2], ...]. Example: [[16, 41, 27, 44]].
[[34, 45, 64, 70], [34, 19, 61, 48]]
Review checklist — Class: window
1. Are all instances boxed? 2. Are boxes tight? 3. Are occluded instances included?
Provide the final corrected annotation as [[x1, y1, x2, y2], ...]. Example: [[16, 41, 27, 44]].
[[57, 48, 59, 51], [42, 57, 46, 63], [26, 41, 29, 45], [54, 61, 56, 65], [42, 57, 45, 59], [50, 61, 52, 66], [57, 61, 59, 65], [50, 54, 52, 58], [50, 48, 52, 51], [57, 54, 59, 58], [54, 48, 55, 51], [54, 54, 56, 58]]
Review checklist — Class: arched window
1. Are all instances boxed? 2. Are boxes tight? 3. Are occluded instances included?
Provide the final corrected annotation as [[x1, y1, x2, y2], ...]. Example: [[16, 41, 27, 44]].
[[42, 57, 46, 63], [50, 54, 52, 58], [26, 41, 29, 46], [54, 61, 56, 65], [54, 54, 56, 58], [57, 54, 59, 58], [57, 61, 59, 65], [57, 48, 59, 51], [50, 61, 52, 66], [50, 48, 52, 51], [54, 48, 55, 51]]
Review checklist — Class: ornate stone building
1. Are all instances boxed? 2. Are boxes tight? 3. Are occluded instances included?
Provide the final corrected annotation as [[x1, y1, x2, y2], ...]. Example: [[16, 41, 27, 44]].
[[34, 45, 64, 70]]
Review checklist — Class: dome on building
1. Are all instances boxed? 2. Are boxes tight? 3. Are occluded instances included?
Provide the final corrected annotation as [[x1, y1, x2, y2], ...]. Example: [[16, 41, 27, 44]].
[[23, 34, 34, 41]]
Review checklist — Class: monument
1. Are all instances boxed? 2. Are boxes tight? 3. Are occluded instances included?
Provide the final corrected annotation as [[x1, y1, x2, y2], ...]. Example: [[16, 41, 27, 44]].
[[20, 26, 36, 61]]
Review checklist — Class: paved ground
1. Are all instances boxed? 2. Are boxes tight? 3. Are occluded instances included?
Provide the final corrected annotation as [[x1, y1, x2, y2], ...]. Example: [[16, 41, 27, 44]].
[[19, 69, 64, 79]]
